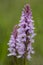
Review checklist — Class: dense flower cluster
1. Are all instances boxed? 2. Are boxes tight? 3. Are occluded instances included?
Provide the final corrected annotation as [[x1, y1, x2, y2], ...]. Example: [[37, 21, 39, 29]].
[[8, 4, 36, 60]]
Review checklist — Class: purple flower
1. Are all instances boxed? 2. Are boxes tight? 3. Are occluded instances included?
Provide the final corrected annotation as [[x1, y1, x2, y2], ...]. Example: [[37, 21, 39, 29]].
[[8, 4, 36, 60]]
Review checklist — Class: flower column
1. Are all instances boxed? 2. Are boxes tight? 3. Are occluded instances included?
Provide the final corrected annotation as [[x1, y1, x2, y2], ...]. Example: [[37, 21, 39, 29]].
[[8, 4, 36, 61], [17, 4, 36, 60]]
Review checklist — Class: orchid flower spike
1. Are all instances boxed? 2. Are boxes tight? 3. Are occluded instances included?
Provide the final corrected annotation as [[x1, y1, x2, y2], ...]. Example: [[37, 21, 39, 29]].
[[8, 4, 36, 60]]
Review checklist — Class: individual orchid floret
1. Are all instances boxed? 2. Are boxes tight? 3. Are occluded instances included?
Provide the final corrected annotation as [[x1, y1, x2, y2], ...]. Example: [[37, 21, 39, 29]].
[[8, 4, 36, 60]]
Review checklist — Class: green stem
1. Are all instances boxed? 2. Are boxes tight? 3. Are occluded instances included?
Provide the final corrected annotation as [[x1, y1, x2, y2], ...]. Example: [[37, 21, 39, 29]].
[[13, 57, 18, 65], [24, 55, 26, 65], [15, 57, 19, 65]]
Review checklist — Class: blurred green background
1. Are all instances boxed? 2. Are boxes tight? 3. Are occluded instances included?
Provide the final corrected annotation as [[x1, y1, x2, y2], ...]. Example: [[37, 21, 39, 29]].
[[0, 0, 43, 65]]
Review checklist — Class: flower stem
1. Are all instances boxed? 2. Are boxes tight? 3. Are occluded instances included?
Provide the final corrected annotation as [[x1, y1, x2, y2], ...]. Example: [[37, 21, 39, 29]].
[[13, 57, 18, 65], [24, 54, 26, 65]]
